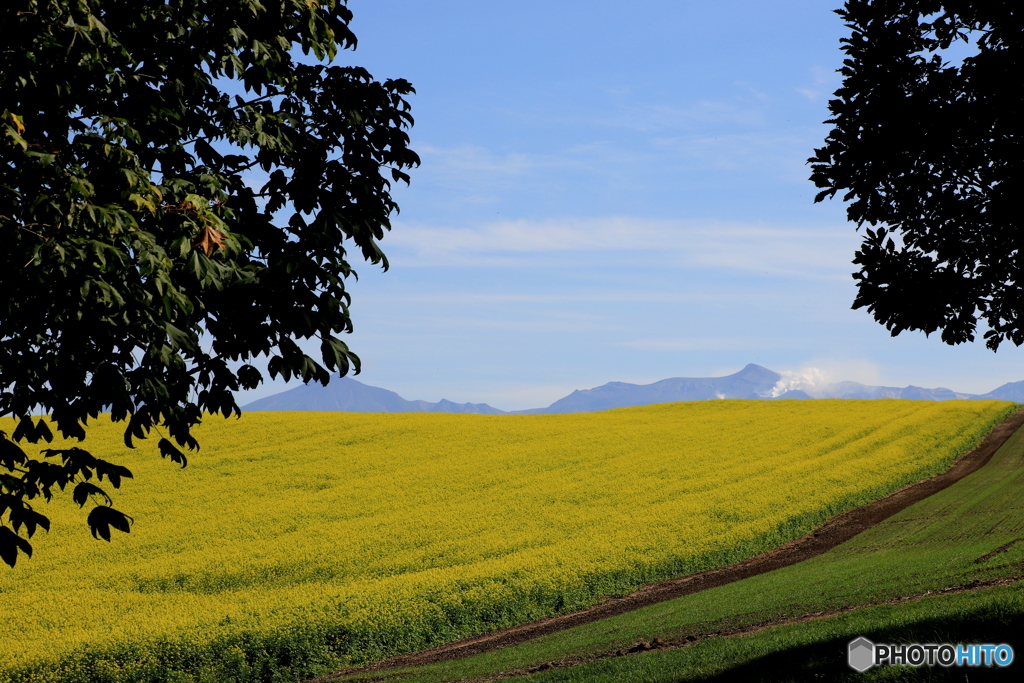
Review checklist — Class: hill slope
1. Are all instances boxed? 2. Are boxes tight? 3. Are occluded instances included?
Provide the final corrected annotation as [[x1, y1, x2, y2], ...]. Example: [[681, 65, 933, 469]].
[[329, 409, 1024, 683], [1, 401, 1014, 683]]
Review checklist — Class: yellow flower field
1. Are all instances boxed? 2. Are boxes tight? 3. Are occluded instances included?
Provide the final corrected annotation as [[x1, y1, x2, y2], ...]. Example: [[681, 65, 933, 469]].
[[0, 399, 1015, 682]]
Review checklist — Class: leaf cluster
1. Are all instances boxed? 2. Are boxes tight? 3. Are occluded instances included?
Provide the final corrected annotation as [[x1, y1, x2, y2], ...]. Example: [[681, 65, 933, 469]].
[[0, 0, 418, 566], [809, 1, 1021, 348]]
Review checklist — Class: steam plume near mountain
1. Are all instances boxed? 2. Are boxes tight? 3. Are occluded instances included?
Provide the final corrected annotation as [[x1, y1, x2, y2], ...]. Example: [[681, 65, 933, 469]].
[[242, 363, 1024, 415]]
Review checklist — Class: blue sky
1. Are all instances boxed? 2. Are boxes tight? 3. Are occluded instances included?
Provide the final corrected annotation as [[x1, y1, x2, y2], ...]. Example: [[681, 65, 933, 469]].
[[237, 0, 1024, 411]]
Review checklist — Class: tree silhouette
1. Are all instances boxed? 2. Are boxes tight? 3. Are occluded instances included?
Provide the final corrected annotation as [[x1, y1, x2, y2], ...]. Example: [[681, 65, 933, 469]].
[[810, 0, 1020, 349]]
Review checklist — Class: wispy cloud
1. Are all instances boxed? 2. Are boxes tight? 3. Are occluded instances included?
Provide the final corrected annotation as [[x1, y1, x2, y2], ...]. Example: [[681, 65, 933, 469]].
[[619, 337, 798, 352], [409, 142, 607, 205], [416, 144, 539, 176], [651, 129, 821, 180], [598, 99, 769, 133], [355, 289, 803, 307], [538, 81, 776, 135], [796, 65, 840, 102], [414, 140, 657, 182], [385, 216, 860, 279]]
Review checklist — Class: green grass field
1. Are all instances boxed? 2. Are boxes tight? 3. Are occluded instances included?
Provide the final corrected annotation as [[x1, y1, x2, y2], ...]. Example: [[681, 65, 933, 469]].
[[507, 586, 1024, 682], [334, 412, 1024, 682]]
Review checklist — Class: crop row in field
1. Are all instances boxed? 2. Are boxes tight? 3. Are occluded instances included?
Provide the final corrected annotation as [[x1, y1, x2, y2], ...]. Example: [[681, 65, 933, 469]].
[[358, 407, 1024, 682], [0, 399, 1015, 683]]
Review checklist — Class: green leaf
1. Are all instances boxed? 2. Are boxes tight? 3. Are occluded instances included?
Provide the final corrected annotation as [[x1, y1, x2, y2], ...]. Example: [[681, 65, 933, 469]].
[[1, 0, 415, 564]]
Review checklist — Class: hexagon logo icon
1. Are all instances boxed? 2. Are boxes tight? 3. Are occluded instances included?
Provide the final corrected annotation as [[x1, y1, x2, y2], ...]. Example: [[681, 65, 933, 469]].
[[848, 637, 875, 672]]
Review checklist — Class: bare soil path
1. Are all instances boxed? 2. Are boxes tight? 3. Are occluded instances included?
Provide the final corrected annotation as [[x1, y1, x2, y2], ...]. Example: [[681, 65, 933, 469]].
[[314, 409, 1024, 680]]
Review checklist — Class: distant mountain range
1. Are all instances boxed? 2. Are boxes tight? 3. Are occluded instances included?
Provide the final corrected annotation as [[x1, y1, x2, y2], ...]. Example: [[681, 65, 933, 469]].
[[241, 376, 506, 415], [240, 364, 1024, 415]]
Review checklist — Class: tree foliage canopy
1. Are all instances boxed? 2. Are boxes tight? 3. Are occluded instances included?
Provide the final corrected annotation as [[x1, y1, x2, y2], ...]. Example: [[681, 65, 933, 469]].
[[810, 0, 1021, 348], [0, 0, 418, 567]]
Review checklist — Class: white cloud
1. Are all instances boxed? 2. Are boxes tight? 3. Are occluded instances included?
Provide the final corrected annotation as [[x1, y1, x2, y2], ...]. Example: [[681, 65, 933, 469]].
[[385, 216, 860, 279], [768, 359, 884, 397], [767, 367, 831, 397]]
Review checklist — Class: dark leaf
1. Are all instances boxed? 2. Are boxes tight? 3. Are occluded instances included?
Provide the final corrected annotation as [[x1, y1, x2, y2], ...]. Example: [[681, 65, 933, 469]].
[[42, 447, 97, 479], [12, 416, 36, 444], [94, 461, 133, 488], [35, 419, 53, 444], [0, 526, 33, 567], [124, 413, 151, 449], [87, 506, 134, 542], [72, 481, 112, 508], [7, 501, 50, 537], [157, 438, 188, 468], [0, 436, 28, 471], [22, 460, 75, 500]]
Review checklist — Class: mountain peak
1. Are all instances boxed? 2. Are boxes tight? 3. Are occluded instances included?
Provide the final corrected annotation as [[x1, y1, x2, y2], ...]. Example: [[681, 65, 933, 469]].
[[242, 365, 1016, 416], [734, 364, 782, 384]]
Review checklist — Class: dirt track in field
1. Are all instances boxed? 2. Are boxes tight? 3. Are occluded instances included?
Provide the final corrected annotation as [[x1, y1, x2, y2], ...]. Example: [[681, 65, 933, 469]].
[[311, 408, 1024, 681]]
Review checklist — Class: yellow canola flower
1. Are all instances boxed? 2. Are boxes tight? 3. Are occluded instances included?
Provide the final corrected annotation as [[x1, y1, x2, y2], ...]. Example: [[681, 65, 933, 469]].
[[0, 399, 1014, 676]]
